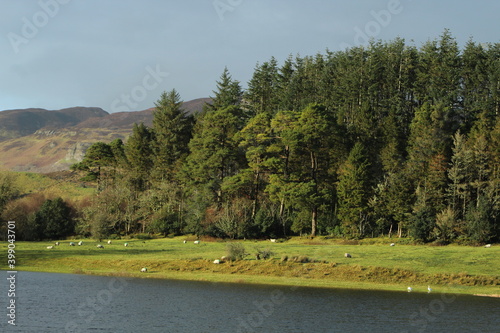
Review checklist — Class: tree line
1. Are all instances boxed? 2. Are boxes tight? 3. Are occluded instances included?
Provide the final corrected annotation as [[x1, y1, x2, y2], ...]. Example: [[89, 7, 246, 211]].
[[3, 31, 500, 243]]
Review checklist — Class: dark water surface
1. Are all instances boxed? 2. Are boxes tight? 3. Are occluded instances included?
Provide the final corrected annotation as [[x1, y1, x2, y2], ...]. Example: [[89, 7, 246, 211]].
[[1, 271, 499, 332]]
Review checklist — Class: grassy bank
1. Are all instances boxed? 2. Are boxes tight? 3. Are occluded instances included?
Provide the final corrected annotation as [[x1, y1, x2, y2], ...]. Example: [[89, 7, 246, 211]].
[[2, 237, 499, 296]]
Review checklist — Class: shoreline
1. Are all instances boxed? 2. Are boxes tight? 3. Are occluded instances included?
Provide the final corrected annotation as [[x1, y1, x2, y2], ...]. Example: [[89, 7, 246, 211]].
[[8, 259, 500, 297], [4, 238, 499, 297]]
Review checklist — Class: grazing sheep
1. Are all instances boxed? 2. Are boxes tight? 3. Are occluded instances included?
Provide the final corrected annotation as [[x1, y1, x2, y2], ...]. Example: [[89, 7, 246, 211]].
[[78, 241, 83, 246], [54, 242, 60, 246], [270, 239, 277, 243], [407, 287, 413, 292], [96, 244, 104, 249], [107, 240, 112, 245], [344, 253, 352, 258], [213, 259, 221, 264], [427, 285, 432, 293], [183, 240, 187, 244], [69, 242, 75, 246], [194, 240, 200, 244], [484, 244, 491, 248], [124, 243, 128, 247], [47, 246, 54, 249], [141, 267, 148, 272], [390, 243, 395, 246]]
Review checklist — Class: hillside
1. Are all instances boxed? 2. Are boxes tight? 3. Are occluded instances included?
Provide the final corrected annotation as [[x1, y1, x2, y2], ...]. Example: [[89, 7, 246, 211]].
[[0, 98, 210, 172]]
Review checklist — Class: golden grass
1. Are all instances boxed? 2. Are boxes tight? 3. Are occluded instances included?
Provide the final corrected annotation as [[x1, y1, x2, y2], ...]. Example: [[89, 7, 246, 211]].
[[3, 237, 499, 296]]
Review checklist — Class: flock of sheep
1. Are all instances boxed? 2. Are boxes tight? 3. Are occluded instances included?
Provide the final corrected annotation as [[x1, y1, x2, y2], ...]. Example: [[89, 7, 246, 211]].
[[46, 239, 130, 249], [44, 238, 494, 277]]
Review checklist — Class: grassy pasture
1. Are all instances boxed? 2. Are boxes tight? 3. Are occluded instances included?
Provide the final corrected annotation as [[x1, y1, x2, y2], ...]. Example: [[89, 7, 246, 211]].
[[2, 237, 499, 296]]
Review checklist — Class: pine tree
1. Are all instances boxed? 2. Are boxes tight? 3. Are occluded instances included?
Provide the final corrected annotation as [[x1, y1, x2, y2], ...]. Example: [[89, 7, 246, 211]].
[[206, 67, 243, 112], [151, 89, 194, 180], [337, 142, 371, 238], [125, 123, 154, 191]]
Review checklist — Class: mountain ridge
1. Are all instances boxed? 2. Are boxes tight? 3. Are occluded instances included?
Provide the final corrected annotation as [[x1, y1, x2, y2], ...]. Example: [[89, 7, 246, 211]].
[[0, 98, 210, 173]]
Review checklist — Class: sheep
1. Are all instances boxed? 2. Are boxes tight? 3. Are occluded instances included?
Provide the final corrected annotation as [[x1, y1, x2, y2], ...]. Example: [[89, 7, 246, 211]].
[[107, 240, 112, 245], [124, 243, 129, 247], [344, 253, 352, 258], [484, 244, 491, 248], [183, 240, 187, 244], [407, 287, 413, 292], [69, 242, 75, 246], [390, 243, 395, 246], [96, 244, 104, 249], [54, 242, 60, 246], [47, 246, 54, 249], [213, 259, 221, 264], [270, 239, 277, 243], [194, 240, 200, 244], [78, 241, 83, 246], [141, 267, 148, 273], [427, 285, 432, 293]]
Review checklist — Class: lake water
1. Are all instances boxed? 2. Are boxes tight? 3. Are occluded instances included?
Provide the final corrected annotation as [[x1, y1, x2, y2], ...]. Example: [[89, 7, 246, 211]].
[[1, 271, 499, 332]]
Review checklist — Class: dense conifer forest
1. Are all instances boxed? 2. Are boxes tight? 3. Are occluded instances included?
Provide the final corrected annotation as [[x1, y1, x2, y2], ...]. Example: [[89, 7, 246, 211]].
[[3, 31, 500, 243]]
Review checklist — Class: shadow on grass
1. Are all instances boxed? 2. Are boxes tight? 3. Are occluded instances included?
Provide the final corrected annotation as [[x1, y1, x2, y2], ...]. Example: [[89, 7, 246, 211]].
[[17, 248, 173, 262]]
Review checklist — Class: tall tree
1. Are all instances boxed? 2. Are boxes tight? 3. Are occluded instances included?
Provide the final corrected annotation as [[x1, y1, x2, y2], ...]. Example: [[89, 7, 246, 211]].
[[125, 123, 154, 191], [206, 67, 243, 112], [337, 142, 371, 238], [151, 89, 194, 180]]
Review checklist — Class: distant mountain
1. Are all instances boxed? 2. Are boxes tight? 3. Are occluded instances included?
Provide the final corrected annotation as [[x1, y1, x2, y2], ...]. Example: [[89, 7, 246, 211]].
[[0, 107, 108, 141], [0, 98, 210, 172]]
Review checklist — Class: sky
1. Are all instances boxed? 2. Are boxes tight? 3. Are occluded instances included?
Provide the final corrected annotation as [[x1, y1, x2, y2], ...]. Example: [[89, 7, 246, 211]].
[[1, 0, 499, 113]]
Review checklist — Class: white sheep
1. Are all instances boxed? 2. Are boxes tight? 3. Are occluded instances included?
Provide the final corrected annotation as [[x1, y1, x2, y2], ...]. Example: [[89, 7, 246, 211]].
[[194, 240, 200, 244], [47, 246, 54, 249], [183, 240, 187, 244], [78, 241, 83, 246], [270, 239, 277, 243], [69, 242, 75, 246], [390, 243, 395, 246], [54, 242, 60, 246], [344, 253, 352, 258], [107, 240, 112, 244], [484, 244, 491, 248], [141, 267, 148, 273], [96, 244, 104, 248], [124, 243, 129, 247], [407, 287, 413, 292], [213, 259, 221, 264]]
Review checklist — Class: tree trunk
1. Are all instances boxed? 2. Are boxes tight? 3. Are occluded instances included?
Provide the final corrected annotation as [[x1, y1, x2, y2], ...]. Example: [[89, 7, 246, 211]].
[[311, 206, 318, 238]]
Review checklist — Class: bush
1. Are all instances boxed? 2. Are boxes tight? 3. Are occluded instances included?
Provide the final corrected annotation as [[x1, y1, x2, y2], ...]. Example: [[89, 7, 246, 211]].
[[226, 243, 247, 261], [255, 248, 274, 260]]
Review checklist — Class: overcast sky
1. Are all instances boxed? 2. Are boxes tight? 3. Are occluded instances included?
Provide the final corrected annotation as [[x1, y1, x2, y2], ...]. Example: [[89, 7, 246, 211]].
[[1, 0, 499, 112]]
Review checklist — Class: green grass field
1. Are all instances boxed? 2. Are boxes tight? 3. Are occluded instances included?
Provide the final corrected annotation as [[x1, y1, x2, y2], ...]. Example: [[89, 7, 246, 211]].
[[2, 236, 499, 296]]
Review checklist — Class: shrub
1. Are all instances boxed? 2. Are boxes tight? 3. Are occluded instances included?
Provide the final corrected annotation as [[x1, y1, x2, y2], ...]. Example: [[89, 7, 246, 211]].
[[255, 248, 274, 260], [226, 243, 247, 261]]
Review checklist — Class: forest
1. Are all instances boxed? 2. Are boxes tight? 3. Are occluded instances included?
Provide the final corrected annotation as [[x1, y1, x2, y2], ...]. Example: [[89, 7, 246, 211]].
[[2, 31, 500, 244]]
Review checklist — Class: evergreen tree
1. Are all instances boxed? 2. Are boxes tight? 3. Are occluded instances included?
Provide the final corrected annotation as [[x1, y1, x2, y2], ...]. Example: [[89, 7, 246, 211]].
[[33, 198, 73, 240], [206, 67, 243, 112], [151, 89, 194, 180], [337, 142, 371, 238], [125, 123, 154, 191]]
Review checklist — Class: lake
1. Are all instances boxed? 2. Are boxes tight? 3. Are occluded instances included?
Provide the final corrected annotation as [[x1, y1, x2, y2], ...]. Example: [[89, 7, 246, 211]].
[[1, 271, 498, 332]]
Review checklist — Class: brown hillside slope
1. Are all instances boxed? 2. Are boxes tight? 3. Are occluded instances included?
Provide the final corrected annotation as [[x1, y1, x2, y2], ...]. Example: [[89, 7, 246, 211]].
[[0, 98, 210, 173]]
